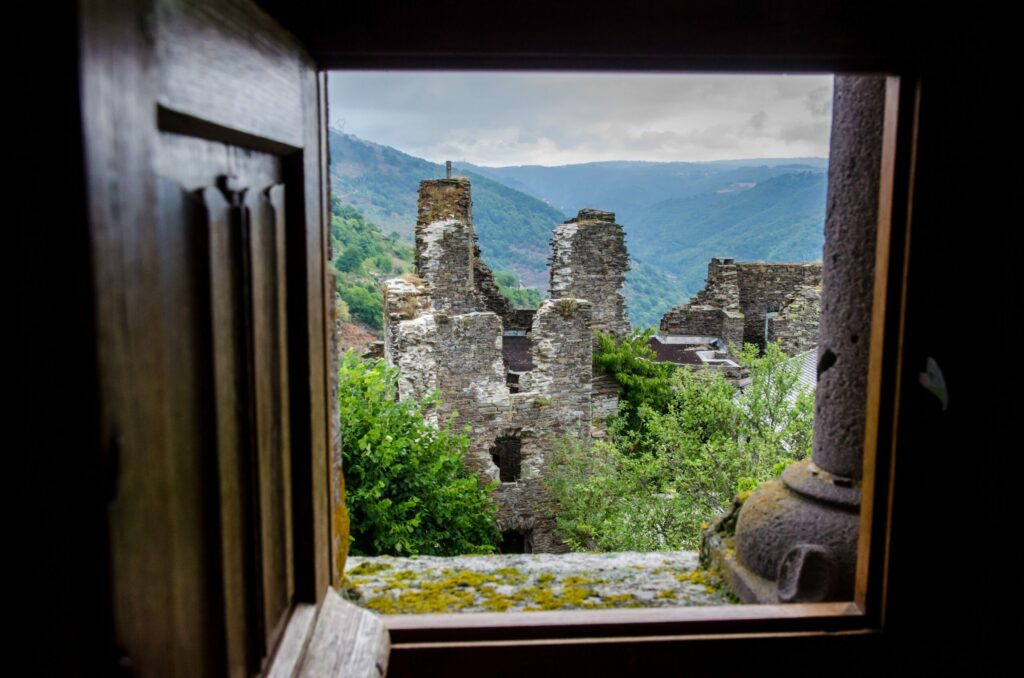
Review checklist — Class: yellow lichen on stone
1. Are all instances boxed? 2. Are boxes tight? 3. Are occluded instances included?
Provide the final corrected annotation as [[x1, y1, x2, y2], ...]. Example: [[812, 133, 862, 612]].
[[348, 561, 392, 576]]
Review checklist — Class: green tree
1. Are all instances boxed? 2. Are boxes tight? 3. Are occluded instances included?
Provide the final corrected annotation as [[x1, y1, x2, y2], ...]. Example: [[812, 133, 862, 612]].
[[547, 341, 814, 551], [338, 351, 500, 556], [593, 328, 677, 451]]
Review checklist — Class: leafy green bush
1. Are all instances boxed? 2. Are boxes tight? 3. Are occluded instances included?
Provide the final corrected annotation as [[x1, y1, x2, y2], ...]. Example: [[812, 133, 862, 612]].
[[338, 351, 500, 556], [547, 340, 813, 551], [593, 328, 677, 447]]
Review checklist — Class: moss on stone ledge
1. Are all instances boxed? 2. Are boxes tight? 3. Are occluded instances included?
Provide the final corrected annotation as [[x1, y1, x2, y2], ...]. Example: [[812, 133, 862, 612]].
[[345, 552, 735, 615]]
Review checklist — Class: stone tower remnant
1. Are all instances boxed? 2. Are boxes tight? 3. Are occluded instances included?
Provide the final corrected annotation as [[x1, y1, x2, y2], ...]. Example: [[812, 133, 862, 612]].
[[550, 209, 631, 338]]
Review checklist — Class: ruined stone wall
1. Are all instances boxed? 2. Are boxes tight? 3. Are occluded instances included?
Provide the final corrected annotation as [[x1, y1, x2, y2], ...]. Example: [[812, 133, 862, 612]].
[[432, 312, 509, 483], [472, 241, 515, 326], [659, 258, 744, 349], [659, 307, 744, 349], [384, 181, 618, 553], [659, 258, 821, 353], [768, 285, 822, 356], [383, 276, 437, 405], [590, 371, 620, 439], [549, 209, 630, 337], [493, 299, 594, 553], [382, 296, 593, 553], [735, 263, 822, 348]]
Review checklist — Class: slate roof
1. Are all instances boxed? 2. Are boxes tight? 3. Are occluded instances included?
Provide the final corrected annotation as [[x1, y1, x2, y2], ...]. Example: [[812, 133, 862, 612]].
[[648, 336, 705, 365]]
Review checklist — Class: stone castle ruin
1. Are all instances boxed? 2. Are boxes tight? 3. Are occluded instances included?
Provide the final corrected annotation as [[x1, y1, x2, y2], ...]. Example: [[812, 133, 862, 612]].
[[381, 175, 823, 554], [383, 178, 629, 553]]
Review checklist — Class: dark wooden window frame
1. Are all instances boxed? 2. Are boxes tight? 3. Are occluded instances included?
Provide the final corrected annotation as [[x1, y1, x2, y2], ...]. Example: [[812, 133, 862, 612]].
[[320, 67, 915, 665]]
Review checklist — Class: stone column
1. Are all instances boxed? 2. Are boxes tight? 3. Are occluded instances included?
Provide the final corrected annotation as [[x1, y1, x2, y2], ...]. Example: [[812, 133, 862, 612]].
[[703, 76, 887, 603]]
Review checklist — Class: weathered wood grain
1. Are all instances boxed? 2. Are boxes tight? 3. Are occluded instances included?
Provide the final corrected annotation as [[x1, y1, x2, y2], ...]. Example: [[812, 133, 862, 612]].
[[158, 0, 306, 147], [266, 604, 317, 678], [297, 590, 390, 678]]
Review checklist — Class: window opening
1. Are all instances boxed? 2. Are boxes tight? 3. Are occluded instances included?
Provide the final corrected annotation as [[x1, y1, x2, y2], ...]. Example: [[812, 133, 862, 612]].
[[490, 436, 522, 482], [330, 71, 886, 618]]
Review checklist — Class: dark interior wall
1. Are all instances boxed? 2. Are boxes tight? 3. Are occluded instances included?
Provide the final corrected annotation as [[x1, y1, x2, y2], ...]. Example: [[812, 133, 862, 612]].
[[13, 2, 110, 675]]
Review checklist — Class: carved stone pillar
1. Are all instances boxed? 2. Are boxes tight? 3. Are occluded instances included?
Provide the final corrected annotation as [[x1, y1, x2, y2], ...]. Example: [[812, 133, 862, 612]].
[[702, 75, 887, 603]]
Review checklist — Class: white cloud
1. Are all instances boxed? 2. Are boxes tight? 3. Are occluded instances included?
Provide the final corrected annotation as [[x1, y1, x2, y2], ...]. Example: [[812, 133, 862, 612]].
[[328, 72, 834, 166]]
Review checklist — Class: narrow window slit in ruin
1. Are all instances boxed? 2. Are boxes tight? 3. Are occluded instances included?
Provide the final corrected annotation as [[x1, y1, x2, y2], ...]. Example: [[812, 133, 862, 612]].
[[490, 436, 522, 482]]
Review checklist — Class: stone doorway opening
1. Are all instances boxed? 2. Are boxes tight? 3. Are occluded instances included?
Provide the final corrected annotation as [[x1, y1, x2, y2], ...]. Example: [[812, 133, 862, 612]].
[[500, 529, 534, 554]]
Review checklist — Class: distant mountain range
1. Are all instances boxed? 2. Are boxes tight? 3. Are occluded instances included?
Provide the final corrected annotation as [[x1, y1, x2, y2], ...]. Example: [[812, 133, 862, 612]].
[[329, 130, 826, 329]]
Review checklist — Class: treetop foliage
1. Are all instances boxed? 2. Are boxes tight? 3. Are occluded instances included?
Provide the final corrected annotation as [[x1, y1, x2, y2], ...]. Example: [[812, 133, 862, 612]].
[[550, 336, 814, 551]]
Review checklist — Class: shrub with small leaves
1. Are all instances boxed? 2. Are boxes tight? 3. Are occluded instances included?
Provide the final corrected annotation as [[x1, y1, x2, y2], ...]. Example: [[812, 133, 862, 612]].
[[338, 351, 500, 556]]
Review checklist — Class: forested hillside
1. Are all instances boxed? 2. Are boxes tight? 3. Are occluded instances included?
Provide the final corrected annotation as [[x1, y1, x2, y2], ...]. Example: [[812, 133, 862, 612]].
[[330, 130, 565, 289], [631, 171, 827, 294], [330, 197, 540, 344], [330, 197, 413, 332]]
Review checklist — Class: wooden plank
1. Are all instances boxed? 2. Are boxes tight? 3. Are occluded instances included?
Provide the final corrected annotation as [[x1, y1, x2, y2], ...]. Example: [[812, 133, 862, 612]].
[[305, 63, 334, 602], [855, 76, 921, 627], [297, 590, 390, 678], [157, 0, 306, 148], [79, 0, 182, 674], [385, 602, 861, 645], [263, 1, 916, 72], [266, 604, 317, 678], [287, 61, 333, 605], [388, 629, 883, 677], [270, 183, 297, 610], [156, 131, 281, 192], [318, 69, 349, 588]]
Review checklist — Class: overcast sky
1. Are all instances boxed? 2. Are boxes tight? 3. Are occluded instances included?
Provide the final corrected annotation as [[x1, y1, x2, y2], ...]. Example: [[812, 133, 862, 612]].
[[328, 72, 833, 167]]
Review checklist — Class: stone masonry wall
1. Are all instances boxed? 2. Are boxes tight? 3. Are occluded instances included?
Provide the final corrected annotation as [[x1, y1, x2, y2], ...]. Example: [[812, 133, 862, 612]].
[[659, 258, 744, 349], [384, 276, 437, 409], [768, 285, 822, 356], [382, 295, 593, 552], [735, 263, 822, 349], [494, 299, 593, 553], [472, 241, 516, 326], [415, 177, 516, 325], [385, 180, 623, 553], [549, 209, 630, 337], [433, 312, 509, 483]]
